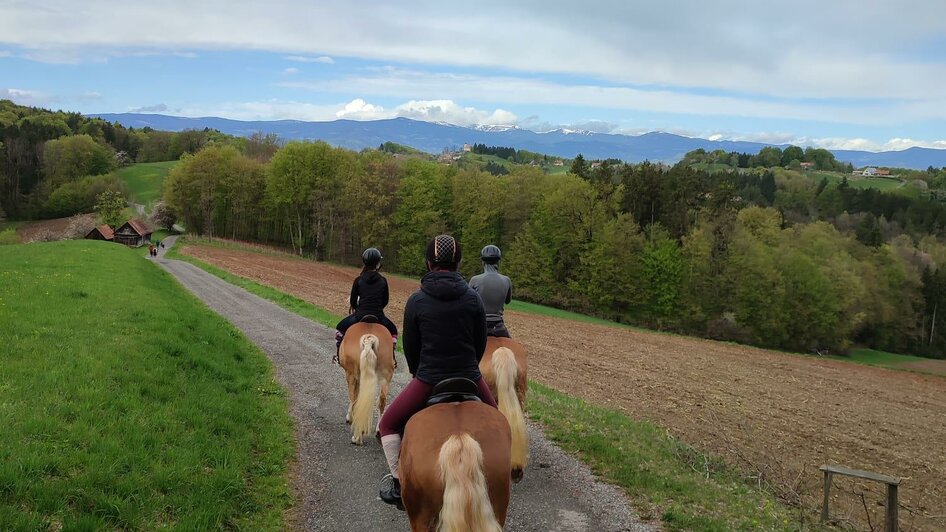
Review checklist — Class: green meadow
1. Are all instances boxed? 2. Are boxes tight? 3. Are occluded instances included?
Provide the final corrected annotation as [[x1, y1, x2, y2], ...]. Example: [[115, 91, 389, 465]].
[[0, 241, 293, 530]]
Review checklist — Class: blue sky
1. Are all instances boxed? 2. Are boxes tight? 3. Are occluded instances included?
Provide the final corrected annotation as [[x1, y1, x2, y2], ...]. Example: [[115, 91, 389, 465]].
[[2, 0, 946, 152]]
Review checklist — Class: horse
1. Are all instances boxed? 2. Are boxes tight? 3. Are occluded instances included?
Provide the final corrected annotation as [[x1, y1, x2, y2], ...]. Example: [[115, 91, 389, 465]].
[[479, 336, 529, 481], [400, 382, 512, 532], [338, 318, 395, 445]]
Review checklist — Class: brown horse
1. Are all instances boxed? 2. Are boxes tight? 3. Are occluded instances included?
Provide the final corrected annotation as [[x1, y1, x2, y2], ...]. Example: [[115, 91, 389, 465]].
[[479, 336, 529, 480], [339, 321, 395, 444], [400, 401, 512, 532]]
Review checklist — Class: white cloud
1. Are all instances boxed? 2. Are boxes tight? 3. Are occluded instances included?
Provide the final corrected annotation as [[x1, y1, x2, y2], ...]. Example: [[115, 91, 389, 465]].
[[1, 88, 57, 105], [283, 68, 946, 125], [0, 50, 12, 58], [686, 131, 946, 152], [78, 90, 102, 100], [335, 98, 385, 119], [392, 100, 517, 126], [285, 55, 334, 64], [1, 0, 945, 102], [130, 103, 169, 112], [283, 67, 299, 75]]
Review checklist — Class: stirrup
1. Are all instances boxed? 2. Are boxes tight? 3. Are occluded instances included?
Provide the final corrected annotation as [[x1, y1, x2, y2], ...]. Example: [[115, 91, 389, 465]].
[[378, 474, 404, 511]]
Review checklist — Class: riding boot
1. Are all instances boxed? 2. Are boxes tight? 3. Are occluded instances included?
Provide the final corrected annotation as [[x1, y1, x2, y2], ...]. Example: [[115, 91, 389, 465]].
[[333, 330, 343, 364], [379, 434, 403, 509]]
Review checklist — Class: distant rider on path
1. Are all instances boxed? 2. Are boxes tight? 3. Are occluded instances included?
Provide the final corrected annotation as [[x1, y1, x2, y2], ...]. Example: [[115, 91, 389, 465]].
[[469, 244, 513, 338]]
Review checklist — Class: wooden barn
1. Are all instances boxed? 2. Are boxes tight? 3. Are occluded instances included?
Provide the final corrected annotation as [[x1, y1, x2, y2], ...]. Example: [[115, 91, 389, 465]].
[[113, 219, 153, 247], [85, 224, 115, 241]]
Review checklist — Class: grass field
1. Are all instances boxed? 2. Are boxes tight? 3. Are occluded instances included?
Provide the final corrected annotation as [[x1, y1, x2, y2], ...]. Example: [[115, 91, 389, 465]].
[[171, 241, 802, 530], [0, 240, 293, 530], [811, 171, 904, 191], [115, 161, 178, 205]]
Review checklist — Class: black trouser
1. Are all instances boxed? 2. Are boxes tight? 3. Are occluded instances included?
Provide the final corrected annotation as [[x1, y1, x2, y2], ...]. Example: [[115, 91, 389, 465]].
[[486, 319, 511, 338], [336, 312, 398, 344]]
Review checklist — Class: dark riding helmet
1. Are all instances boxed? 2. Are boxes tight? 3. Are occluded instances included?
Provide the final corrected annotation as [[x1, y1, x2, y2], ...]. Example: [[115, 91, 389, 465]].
[[480, 244, 501, 264], [425, 234, 462, 267], [362, 247, 383, 267]]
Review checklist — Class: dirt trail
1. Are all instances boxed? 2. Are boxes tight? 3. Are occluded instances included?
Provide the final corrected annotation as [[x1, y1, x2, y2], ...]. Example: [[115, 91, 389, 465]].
[[183, 244, 946, 530], [156, 252, 652, 531]]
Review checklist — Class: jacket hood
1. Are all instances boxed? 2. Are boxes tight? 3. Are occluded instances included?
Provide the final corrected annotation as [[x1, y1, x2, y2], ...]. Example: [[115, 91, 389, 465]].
[[420, 270, 469, 301], [361, 270, 382, 284]]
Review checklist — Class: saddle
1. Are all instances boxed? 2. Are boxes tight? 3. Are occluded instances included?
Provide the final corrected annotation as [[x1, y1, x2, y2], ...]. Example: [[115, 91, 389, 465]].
[[426, 378, 482, 406], [360, 314, 379, 323]]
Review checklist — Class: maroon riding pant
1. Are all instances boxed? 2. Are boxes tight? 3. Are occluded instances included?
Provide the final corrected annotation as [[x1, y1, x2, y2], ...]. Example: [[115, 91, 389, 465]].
[[379, 377, 498, 437]]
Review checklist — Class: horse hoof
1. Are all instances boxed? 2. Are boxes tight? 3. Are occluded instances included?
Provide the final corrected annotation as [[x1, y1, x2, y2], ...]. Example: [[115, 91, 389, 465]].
[[351, 437, 362, 446], [346, 418, 352, 425], [512, 468, 524, 483]]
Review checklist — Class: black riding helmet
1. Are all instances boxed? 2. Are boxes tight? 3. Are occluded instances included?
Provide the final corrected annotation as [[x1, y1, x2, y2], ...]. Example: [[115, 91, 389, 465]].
[[480, 244, 501, 264], [425, 234, 462, 268], [362, 247, 383, 267]]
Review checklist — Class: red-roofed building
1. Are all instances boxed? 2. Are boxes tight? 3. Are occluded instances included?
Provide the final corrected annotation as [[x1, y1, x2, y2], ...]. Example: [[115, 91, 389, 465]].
[[113, 219, 153, 247], [85, 224, 115, 241]]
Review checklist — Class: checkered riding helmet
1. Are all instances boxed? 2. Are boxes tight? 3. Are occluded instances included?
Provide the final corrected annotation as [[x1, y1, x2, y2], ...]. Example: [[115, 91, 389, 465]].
[[425, 234, 462, 266]]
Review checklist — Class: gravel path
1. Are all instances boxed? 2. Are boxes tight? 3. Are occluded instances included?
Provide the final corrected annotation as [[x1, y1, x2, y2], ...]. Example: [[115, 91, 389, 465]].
[[154, 248, 651, 531]]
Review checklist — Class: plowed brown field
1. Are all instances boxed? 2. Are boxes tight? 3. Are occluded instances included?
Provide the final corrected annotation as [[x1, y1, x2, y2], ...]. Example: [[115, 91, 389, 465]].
[[182, 243, 946, 530]]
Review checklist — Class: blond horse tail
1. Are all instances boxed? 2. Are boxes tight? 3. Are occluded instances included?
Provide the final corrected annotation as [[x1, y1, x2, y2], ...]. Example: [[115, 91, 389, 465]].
[[351, 334, 378, 444], [437, 434, 502, 532], [492, 347, 528, 471]]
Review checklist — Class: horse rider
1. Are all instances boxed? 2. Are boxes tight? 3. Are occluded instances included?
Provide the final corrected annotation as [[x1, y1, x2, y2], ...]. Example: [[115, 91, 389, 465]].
[[333, 247, 398, 364], [377, 234, 498, 509], [470, 244, 513, 338]]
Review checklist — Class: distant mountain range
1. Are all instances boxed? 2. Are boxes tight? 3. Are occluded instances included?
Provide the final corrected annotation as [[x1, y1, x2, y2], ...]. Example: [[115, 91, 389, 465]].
[[90, 113, 946, 170]]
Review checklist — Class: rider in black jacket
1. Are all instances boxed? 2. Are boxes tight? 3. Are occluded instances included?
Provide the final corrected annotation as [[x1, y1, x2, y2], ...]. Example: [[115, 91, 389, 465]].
[[334, 248, 398, 363], [377, 234, 497, 509]]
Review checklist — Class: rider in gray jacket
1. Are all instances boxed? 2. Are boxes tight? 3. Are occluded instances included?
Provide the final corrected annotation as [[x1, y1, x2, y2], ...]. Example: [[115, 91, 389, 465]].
[[469, 244, 513, 338]]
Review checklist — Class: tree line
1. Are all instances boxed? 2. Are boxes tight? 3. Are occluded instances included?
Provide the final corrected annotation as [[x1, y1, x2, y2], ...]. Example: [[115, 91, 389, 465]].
[[163, 142, 946, 358], [0, 100, 277, 220], [681, 146, 854, 172]]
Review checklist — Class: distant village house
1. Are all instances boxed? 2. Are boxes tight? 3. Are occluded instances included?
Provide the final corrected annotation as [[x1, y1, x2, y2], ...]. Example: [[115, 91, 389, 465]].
[[800, 162, 815, 170]]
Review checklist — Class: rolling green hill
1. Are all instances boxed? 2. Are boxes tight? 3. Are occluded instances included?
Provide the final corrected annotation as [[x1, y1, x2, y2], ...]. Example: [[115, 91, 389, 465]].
[[115, 161, 179, 205]]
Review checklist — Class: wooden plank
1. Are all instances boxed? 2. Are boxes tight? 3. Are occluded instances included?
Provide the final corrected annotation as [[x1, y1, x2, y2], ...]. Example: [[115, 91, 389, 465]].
[[886, 484, 898, 532], [820, 464, 901, 485]]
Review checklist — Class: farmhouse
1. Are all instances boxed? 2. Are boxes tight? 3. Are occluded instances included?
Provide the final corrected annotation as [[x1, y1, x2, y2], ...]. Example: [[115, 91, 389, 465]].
[[84, 224, 114, 241], [113, 219, 153, 247], [800, 162, 815, 170]]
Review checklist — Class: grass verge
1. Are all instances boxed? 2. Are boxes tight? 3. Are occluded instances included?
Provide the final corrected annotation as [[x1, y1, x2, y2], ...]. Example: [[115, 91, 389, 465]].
[[528, 382, 799, 531], [166, 241, 341, 329], [830, 348, 934, 369], [0, 240, 294, 530]]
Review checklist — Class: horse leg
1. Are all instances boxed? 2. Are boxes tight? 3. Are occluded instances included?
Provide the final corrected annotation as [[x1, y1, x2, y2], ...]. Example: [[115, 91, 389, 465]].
[[345, 369, 358, 425], [376, 377, 390, 441]]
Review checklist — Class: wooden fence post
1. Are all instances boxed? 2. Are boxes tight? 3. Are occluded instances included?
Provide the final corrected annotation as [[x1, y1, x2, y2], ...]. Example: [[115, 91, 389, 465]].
[[886, 483, 898, 532], [821, 470, 833, 524]]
